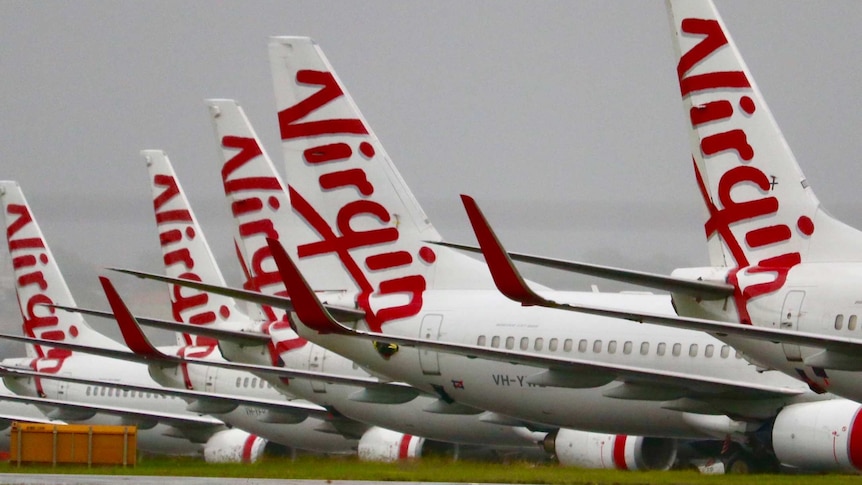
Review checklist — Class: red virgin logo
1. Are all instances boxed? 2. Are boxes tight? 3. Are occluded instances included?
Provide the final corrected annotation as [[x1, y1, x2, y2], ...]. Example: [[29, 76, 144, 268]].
[[278, 70, 435, 332], [679, 18, 814, 323]]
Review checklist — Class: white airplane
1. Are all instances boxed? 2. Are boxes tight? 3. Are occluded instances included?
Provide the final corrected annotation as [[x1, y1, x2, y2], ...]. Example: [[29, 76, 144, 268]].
[[119, 35, 861, 473], [0, 180, 268, 462], [395, 0, 862, 472], [432, 0, 862, 453]]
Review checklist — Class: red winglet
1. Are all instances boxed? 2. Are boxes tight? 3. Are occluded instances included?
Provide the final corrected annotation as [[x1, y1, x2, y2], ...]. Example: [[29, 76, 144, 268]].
[[460, 195, 545, 306], [98, 276, 168, 358], [265, 238, 350, 335]]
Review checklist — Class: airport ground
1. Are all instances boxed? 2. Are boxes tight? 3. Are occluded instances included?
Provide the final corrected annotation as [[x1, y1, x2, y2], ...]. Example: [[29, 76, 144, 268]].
[[0, 456, 860, 485]]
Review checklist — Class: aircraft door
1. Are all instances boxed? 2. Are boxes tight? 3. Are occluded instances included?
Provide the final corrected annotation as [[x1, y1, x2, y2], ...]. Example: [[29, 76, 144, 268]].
[[204, 366, 218, 393], [308, 345, 327, 393], [780, 290, 805, 361], [419, 314, 443, 376]]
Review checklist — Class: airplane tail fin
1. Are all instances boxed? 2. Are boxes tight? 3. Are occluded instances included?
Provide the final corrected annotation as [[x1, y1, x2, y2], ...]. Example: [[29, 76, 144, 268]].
[[205, 99, 307, 359], [267, 37, 495, 311], [667, 0, 862, 269], [0, 181, 124, 365], [143, 149, 252, 348]]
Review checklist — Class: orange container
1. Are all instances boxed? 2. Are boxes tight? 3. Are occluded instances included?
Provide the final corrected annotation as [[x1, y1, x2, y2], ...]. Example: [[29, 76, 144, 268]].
[[10, 422, 136, 466]]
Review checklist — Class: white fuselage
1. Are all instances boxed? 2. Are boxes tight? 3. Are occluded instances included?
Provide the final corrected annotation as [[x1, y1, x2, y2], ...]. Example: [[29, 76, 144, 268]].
[[0, 355, 207, 455], [145, 345, 358, 454], [217, 333, 547, 447], [294, 289, 821, 439]]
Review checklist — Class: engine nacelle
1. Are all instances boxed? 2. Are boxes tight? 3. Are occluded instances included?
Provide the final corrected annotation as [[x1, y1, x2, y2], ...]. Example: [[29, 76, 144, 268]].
[[358, 427, 425, 461], [203, 428, 266, 463], [773, 400, 862, 471], [544, 429, 676, 470]]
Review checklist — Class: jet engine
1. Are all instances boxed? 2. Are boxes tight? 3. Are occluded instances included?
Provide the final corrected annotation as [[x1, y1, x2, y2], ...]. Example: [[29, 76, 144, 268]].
[[358, 427, 425, 461], [543, 429, 677, 470], [772, 399, 862, 471], [203, 428, 267, 463]]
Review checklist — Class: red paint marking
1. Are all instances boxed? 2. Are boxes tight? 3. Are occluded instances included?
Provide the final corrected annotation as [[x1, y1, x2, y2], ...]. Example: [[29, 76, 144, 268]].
[[242, 434, 259, 463], [279, 70, 368, 140], [848, 408, 862, 470], [304, 143, 352, 164], [398, 434, 413, 460], [366, 251, 412, 271], [612, 435, 628, 471], [677, 18, 750, 97], [798, 216, 815, 236]]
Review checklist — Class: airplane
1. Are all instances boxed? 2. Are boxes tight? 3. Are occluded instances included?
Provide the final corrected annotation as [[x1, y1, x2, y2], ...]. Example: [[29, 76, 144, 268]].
[[0, 180, 268, 462], [116, 35, 861, 473], [429, 0, 862, 463]]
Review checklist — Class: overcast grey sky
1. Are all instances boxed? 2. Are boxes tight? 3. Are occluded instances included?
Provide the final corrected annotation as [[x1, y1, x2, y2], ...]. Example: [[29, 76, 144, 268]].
[[2, 1, 861, 352]]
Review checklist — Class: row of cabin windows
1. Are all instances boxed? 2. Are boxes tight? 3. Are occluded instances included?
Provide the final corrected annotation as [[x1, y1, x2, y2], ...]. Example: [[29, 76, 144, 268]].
[[834, 314, 859, 331], [86, 386, 176, 400], [235, 377, 273, 389], [476, 335, 740, 359]]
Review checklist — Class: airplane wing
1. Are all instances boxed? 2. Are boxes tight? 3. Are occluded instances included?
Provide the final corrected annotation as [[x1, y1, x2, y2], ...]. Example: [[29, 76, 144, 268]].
[[109, 267, 365, 321], [265, 237, 805, 401], [460, 194, 862, 371], [0, 413, 62, 426], [431, 195, 734, 301], [0, 392, 223, 430], [0, 365, 328, 423], [47, 304, 271, 347]]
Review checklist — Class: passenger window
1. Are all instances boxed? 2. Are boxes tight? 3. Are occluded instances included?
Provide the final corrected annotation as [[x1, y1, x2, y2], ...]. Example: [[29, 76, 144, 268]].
[[477, 335, 486, 346], [705, 344, 714, 358], [689, 344, 698, 357], [592, 340, 602, 353], [720, 345, 730, 358], [735, 350, 743, 359], [640, 342, 649, 355], [491, 336, 501, 348], [549, 338, 558, 352], [835, 314, 844, 330], [623, 341, 632, 355], [657, 342, 666, 356], [100, 387, 106, 396], [672, 343, 681, 357], [563, 339, 573, 352], [86, 386, 91, 397], [505, 337, 515, 350], [243, 377, 250, 388], [608, 341, 617, 354], [534, 337, 544, 351], [850, 315, 858, 331], [236, 377, 242, 388], [251, 378, 258, 388], [578, 339, 588, 353], [520, 337, 529, 351]]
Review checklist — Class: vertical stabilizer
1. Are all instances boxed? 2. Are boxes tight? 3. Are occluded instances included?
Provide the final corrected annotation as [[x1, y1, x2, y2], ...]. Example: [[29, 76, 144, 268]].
[[667, 0, 862, 272], [0, 181, 124, 368], [143, 149, 250, 347], [206, 98, 308, 357], [267, 37, 493, 331]]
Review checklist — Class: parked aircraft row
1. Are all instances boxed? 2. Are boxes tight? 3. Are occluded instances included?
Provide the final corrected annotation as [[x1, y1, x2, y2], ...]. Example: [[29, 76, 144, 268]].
[[1, 0, 861, 474]]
